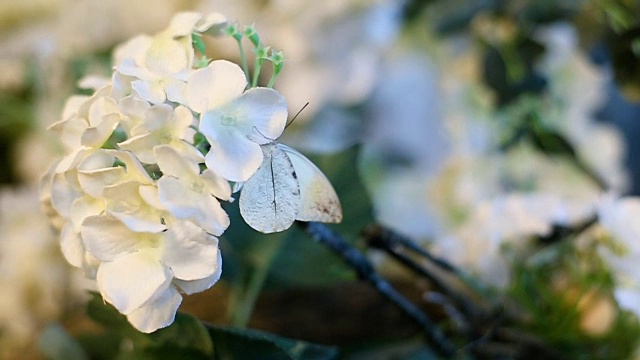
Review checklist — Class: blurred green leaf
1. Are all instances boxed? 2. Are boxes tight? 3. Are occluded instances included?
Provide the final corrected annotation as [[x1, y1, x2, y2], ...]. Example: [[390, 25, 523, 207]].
[[38, 324, 88, 360], [206, 324, 338, 360]]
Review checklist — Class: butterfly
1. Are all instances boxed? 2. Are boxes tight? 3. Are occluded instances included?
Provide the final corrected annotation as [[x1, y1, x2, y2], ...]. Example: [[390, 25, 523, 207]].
[[239, 142, 342, 233]]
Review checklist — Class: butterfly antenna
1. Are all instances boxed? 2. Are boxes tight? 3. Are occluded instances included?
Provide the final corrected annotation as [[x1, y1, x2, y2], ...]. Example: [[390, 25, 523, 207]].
[[285, 102, 309, 130]]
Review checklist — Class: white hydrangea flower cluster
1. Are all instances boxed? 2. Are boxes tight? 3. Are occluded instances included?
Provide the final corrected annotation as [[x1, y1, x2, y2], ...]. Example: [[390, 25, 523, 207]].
[[40, 12, 290, 333]]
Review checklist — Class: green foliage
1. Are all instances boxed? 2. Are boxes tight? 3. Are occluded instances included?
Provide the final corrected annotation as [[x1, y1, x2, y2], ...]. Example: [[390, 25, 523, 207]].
[[206, 324, 338, 360], [80, 292, 339, 359], [81, 292, 214, 359], [0, 63, 36, 184], [508, 241, 640, 360]]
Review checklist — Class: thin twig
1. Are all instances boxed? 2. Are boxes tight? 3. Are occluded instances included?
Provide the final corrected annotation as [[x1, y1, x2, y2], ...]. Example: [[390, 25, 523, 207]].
[[363, 224, 482, 324], [298, 221, 457, 358]]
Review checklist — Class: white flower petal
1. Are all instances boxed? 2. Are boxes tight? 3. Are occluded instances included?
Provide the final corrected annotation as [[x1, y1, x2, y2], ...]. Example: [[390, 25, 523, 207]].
[[145, 36, 190, 75], [126, 285, 182, 333], [198, 13, 228, 35], [172, 252, 222, 295], [162, 220, 220, 280], [61, 95, 90, 120], [170, 105, 194, 135], [185, 60, 246, 113], [205, 130, 263, 182], [233, 88, 288, 144], [50, 171, 81, 218], [142, 103, 173, 131], [61, 223, 86, 268], [167, 12, 203, 37], [132, 79, 166, 105], [77, 167, 126, 197], [157, 176, 230, 235], [139, 185, 164, 210], [201, 169, 232, 200], [108, 150, 154, 184], [118, 133, 161, 164], [70, 195, 105, 228], [81, 215, 158, 261], [49, 116, 89, 153], [155, 145, 199, 179], [97, 249, 171, 314], [114, 35, 152, 67], [102, 181, 166, 233]]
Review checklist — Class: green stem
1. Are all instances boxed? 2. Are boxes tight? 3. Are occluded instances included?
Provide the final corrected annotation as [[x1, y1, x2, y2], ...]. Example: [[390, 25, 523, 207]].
[[266, 72, 278, 88], [235, 38, 250, 84], [251, 58, 263, 88], [231, 236, 284, 328]]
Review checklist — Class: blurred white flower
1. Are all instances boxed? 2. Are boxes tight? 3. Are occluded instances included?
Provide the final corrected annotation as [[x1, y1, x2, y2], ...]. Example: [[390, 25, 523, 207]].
[[360, 23, 622, 287], [199, 0, 402, 153], [597, 195, 640, 317], [536, 22, 628, 192], [0, 187, 85, 357]]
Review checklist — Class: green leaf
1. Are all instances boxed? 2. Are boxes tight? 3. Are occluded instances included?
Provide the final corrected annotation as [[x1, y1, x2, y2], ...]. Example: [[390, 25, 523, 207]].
[[86, 292, 131, 330], [206, 324, 338, 360], [148, 312, 214, 355], [85, 292, 214, 357]]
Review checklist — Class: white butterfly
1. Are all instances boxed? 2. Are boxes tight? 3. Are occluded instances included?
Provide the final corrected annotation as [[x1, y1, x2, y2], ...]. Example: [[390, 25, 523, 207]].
[[239, 143, 342, 233]]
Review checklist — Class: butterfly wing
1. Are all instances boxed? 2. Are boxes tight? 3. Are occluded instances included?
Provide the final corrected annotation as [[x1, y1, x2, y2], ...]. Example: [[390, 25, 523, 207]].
[[239, 144, 301, 233], [279, 144, 342, 223]]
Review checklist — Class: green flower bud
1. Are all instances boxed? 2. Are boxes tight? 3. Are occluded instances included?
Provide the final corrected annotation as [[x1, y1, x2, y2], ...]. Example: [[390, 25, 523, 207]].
[[224, 23, 242, 41], [243, 24, 261, 47], [191, 33, 206, 55]]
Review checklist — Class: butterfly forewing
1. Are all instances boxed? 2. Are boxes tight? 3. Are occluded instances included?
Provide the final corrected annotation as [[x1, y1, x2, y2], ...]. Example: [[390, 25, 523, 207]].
[[239, 144, 301, 233]]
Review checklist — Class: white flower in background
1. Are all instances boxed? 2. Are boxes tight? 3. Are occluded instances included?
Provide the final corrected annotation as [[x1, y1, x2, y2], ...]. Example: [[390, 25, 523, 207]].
[[183, 60, 288, 181], [360, 23, 625, 287], [0, 187, 85, 357], [535, 22, 628, 192], [198, 0, 402, 153], [597, 195, 640, 316], [435, 193, 578, 287]]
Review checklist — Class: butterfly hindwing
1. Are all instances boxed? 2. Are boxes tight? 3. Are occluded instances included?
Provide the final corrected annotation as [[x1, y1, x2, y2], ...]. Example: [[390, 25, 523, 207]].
[[279, 144, 342, 223]]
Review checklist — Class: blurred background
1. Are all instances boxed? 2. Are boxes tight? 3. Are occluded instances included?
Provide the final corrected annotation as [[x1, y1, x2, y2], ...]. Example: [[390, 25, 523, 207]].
[[2, 0, 640, 359]]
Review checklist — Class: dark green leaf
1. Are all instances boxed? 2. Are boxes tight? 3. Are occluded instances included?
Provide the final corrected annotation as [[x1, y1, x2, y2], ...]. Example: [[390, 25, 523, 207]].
[[206, 324, 338, 360], [85, 292, 214, 357]]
